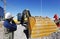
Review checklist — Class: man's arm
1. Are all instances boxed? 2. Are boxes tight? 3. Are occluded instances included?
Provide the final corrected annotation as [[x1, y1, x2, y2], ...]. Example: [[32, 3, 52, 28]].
[[4, 21, 17, 31]]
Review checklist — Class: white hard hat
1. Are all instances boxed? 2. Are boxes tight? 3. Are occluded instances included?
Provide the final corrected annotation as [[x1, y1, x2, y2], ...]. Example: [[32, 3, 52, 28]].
[[5, 12, 13, 19]]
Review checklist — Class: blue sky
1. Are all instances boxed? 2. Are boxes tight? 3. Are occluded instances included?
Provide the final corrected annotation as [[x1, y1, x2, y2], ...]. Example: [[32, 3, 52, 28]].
[[0, 0, 60, 19], [42, 0, 60, 18]]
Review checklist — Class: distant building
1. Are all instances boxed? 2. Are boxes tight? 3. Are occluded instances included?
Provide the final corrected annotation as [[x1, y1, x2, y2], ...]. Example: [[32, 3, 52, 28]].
[[0, 7, 4, 21]]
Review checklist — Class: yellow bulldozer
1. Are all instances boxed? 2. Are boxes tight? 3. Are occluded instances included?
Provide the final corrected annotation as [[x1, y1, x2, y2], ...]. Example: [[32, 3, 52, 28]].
[[17, 9, 58, 39]]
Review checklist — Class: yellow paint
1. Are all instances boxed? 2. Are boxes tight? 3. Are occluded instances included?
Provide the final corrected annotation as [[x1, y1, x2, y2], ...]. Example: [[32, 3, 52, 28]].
[[28, 16, 58, 38], [14, 19, 20, 24]]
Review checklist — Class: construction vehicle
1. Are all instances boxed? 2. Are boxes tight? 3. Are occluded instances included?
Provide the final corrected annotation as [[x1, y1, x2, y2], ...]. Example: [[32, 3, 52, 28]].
[[28, 16, 58, 39], [19, 9, 59, 39], [0, 7, 4, 21], [20, 9, 31, 25]]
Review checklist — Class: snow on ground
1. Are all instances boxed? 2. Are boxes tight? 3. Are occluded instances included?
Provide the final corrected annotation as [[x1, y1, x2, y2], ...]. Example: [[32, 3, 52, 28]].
[[14, 24, 27, 39], [0, 24, 27, 39], [0, 28, 4, 39]]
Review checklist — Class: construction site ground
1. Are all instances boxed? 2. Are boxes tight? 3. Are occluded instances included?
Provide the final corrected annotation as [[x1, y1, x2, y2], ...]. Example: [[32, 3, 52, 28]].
[[0, 24, 27, 39], [0, 24, 60, 39]]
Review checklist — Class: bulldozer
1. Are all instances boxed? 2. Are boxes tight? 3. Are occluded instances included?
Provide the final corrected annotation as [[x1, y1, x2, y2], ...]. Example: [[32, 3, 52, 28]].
[[18, 9, 58, 39]]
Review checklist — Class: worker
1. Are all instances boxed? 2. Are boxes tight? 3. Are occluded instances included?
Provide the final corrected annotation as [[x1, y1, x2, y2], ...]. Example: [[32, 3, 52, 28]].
[[54, 14, 59, 20], [3, 12, 17, 39], [53, 14, 59, 27], [53, 14, 60, 30], [56, 18, 60, 30], [21, 9, 31, 39]]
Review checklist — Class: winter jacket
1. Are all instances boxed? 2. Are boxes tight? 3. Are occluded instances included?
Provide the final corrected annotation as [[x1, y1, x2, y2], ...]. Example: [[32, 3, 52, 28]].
[[3, 20, 17, 32]]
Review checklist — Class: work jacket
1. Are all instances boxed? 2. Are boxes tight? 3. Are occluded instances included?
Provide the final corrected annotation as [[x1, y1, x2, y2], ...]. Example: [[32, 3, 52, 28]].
[[3, 20, 17, 32]]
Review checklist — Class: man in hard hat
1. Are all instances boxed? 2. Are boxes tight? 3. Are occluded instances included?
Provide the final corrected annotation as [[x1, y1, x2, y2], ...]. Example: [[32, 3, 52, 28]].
[[3, 12, 17, 39]]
